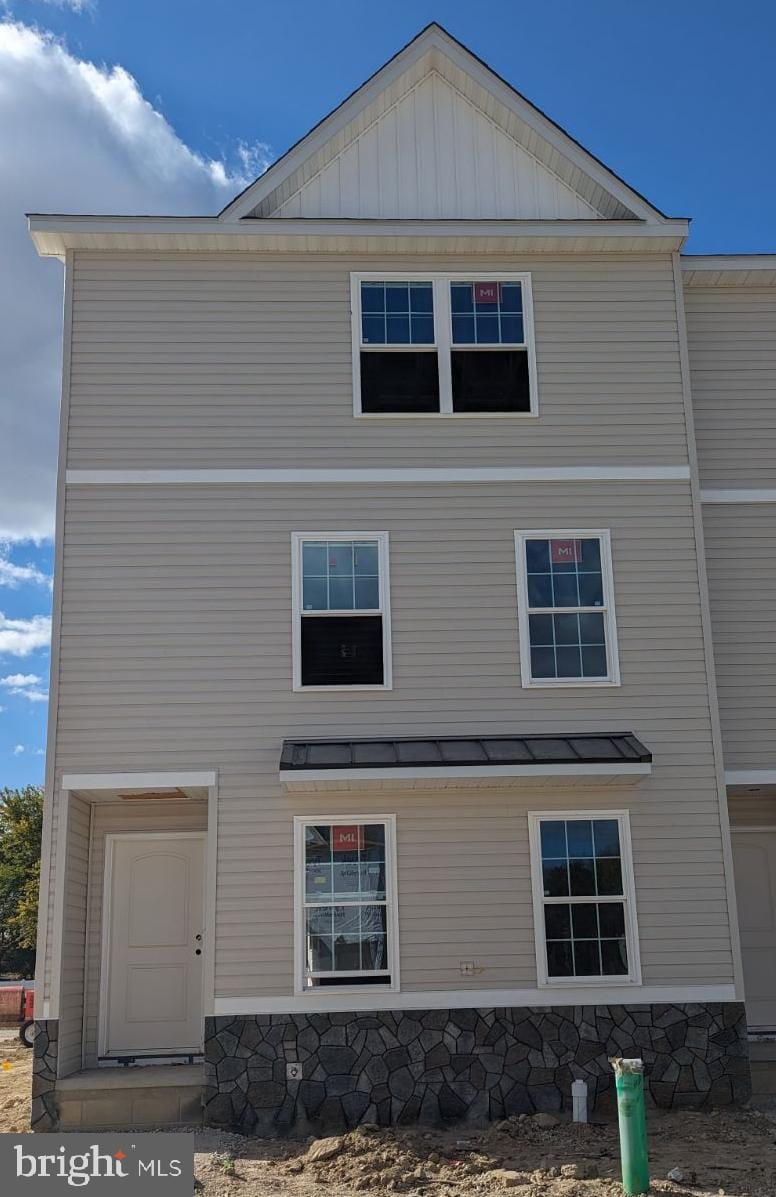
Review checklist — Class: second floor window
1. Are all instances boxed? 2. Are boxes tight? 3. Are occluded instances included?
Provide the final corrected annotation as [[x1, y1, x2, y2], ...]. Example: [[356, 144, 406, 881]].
[[292, 532, 392, 690], [352, 273, 537, 417], [515, 531, 620, 687]]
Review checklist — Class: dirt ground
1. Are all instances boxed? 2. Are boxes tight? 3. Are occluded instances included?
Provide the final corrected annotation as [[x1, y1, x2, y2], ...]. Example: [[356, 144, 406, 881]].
[[2, 1042, 775, 1195]]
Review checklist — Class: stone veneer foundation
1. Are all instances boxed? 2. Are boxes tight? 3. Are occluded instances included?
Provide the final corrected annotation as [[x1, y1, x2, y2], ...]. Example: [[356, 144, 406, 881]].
[[204, 1002, 750, 1135], [31, 1019, 59, 1131]]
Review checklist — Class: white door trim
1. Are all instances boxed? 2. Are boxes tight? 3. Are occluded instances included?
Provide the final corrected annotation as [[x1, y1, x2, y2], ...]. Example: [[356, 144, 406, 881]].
[[98, 831, 206, 1059]]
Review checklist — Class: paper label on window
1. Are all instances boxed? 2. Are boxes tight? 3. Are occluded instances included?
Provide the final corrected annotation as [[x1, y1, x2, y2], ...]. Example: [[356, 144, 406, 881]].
[[474, 282, 500, 303], [332, 825, 364, 852], [550, 539, 582, 564]]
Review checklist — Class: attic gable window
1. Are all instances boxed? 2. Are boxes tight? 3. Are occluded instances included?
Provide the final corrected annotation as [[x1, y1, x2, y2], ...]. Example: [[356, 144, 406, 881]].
[[352, 273, 537, 417]]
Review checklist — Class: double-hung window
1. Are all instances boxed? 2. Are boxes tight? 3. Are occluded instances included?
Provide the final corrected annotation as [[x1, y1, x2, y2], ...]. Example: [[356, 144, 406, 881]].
[[352, 273, 537, 416], [514, 530, 620, 687], [528, 811, 640, 986], [291, 532, 392, 690], [295, 816, 398, 991]]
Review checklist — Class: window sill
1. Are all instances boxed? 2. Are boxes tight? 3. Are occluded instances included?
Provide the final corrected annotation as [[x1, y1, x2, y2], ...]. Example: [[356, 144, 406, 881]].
[[296, 983, 400, 998], [522, 677, 621, 689], [354, 411, 539, 420], [539, 974, 639, 989], [293, 684, 393, 693]]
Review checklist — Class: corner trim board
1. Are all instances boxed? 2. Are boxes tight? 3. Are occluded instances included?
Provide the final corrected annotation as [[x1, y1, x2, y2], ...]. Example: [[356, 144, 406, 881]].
[[212, 983, 737, 1016], [66, 466, 692, 486]]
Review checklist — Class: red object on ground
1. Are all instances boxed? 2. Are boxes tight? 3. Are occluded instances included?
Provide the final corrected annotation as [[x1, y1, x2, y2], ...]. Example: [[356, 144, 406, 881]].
[[0, 986, 24, 1024]]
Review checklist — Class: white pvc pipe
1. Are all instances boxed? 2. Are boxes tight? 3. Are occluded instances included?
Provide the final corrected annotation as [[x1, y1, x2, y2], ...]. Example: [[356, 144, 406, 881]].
[[572, 1078, 588, 1123]]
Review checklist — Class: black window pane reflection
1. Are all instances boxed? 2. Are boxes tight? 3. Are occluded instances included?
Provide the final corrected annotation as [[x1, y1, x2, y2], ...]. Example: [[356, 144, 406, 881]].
[[544, 904, 571, 939], [569, 858, 596, 896], [546, 940, 573, 977], [542, 859, 569, 897]]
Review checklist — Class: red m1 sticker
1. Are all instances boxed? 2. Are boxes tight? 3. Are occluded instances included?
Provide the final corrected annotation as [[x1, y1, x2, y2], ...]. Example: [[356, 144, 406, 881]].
[[332, 826, 364, 853], [474, 282, 500, 303], [550, 539, 582, 564]]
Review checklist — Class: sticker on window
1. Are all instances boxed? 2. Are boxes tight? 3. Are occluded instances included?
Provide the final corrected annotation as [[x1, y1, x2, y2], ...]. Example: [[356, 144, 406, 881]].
[[473, 282, 500, 303], [550, 539, 582, 565], [332, 826, 365, 852]]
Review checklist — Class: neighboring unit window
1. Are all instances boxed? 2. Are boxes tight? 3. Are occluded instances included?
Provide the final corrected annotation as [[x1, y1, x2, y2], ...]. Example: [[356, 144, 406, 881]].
[[529, 813, 640, 985], [352, 274, 537, 416], [515, 532, 620, 686], [292, 532, 391, 689], [297, 818, 397, 989]]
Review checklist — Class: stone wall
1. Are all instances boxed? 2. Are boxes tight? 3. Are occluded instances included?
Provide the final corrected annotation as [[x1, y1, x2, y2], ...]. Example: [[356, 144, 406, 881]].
[[31, 1019, 59, 1131], [203, 1002, 750, 1135]]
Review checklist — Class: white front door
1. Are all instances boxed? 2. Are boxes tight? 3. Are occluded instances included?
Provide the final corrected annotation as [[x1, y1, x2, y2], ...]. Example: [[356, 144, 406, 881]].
[[103, 834, 204, 1057], [733, 831, 776, 1031]]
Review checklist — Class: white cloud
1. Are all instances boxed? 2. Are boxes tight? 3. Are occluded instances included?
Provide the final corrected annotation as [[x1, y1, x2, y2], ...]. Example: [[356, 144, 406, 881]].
[[0, 671, 48, 702], [0, 548, 52, 589], [13, 743, 24, 755], [0, 612, 52, 656], [0, 22, 271, 541], [1, 673, 42, 686]]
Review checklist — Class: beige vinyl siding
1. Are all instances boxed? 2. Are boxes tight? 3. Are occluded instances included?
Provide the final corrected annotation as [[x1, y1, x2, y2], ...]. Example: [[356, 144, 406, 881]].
[[57, 795, 90, 1076], [81, 801, 207, 1067], [685, 285, 776, 488], [48, 479, 733, 997], [66, 252, 689, 470], [704, 502, 776, 771]]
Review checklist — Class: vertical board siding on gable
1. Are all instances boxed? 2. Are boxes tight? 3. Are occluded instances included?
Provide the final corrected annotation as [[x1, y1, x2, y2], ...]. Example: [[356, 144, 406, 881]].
[[704, 503, 776, 771], [57, 794, 90, 1076], [66, 252, 688, 470], [49, 480, 734, 997], [272, 73, 600, 220], [685, 286, 776, 488]]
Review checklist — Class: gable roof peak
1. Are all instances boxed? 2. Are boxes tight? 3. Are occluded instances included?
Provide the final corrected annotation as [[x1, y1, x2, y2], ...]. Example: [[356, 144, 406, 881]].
[[219, 23, 671, 225]]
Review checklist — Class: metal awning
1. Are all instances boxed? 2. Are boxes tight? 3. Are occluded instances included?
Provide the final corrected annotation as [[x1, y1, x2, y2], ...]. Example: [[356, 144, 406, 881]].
[[279, 733, 652, 791]]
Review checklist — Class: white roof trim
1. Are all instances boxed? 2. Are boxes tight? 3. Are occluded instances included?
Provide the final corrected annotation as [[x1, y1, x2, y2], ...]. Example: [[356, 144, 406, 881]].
[[220, 24, 669, 226], [280, 761, 651, 792], [62, 770, 217, 790], [701, 489, 776, 504], [28, 215, 689, 259], [683, 256, 776, 287], [726, 770, 776, 786]]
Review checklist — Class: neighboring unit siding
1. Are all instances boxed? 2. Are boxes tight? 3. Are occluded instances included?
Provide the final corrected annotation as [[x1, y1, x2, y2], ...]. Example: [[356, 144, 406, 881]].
[[685, 284, 776, 488], [704, 503, 776, 771], [66, 252, 689, 470], [49, 479, 733, 997], [57, 794, 90, 1076]]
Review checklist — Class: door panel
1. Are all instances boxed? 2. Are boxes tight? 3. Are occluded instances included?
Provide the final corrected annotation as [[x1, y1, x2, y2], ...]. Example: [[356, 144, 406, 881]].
[[733, 833, 776, 1030], [104, 835, 204, 1056]]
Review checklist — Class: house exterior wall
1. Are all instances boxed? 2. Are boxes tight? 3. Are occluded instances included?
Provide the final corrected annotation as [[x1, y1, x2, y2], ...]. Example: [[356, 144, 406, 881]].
[[35, 242, 751, 1130]]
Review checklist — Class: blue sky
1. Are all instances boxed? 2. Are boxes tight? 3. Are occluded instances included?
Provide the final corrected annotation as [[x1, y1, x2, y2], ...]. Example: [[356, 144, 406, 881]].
[[1, 0, 775, 787]]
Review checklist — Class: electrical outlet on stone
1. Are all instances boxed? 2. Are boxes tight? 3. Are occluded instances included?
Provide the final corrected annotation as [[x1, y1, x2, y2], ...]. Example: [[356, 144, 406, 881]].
[[286, 1061, 302, 1081]]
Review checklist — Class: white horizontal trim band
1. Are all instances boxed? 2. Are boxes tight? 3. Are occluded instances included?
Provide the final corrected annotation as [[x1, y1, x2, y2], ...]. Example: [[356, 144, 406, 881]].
[[61, 770, 217, 790], [66, 466, 691, 486], [213, 983, 738, 1017], [702, 489, 776, 504], [726, 770, 776, 786], [280, 762, 651, 783]]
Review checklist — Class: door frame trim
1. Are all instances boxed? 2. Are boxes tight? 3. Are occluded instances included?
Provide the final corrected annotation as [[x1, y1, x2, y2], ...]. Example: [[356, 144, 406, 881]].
[[98, 831, 207, 1059]]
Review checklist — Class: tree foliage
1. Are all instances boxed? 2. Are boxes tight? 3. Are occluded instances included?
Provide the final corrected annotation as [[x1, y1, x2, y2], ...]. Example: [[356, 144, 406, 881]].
[[0, 786, 43, 977]]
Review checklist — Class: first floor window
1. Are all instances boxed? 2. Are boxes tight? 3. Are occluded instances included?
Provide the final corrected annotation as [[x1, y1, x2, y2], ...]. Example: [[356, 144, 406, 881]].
[[296, 817, 397, 990], [515, 530, 620, 686], [352, 274, 537, 416], [528, 812, 640, 985], [292, 531, 392, 689]]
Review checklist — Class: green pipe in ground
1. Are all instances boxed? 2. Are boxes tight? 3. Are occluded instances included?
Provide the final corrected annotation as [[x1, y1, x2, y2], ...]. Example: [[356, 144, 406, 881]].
[[611, 1057, 650, 1196]]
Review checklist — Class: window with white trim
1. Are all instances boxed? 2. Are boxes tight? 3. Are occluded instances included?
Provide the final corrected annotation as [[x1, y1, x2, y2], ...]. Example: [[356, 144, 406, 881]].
[[528, 812, 640, 985], [515, 531, 620, 686], [292, 532, 391, 690], [296, 817, 398, 990], [352, 273, 537, 416]]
